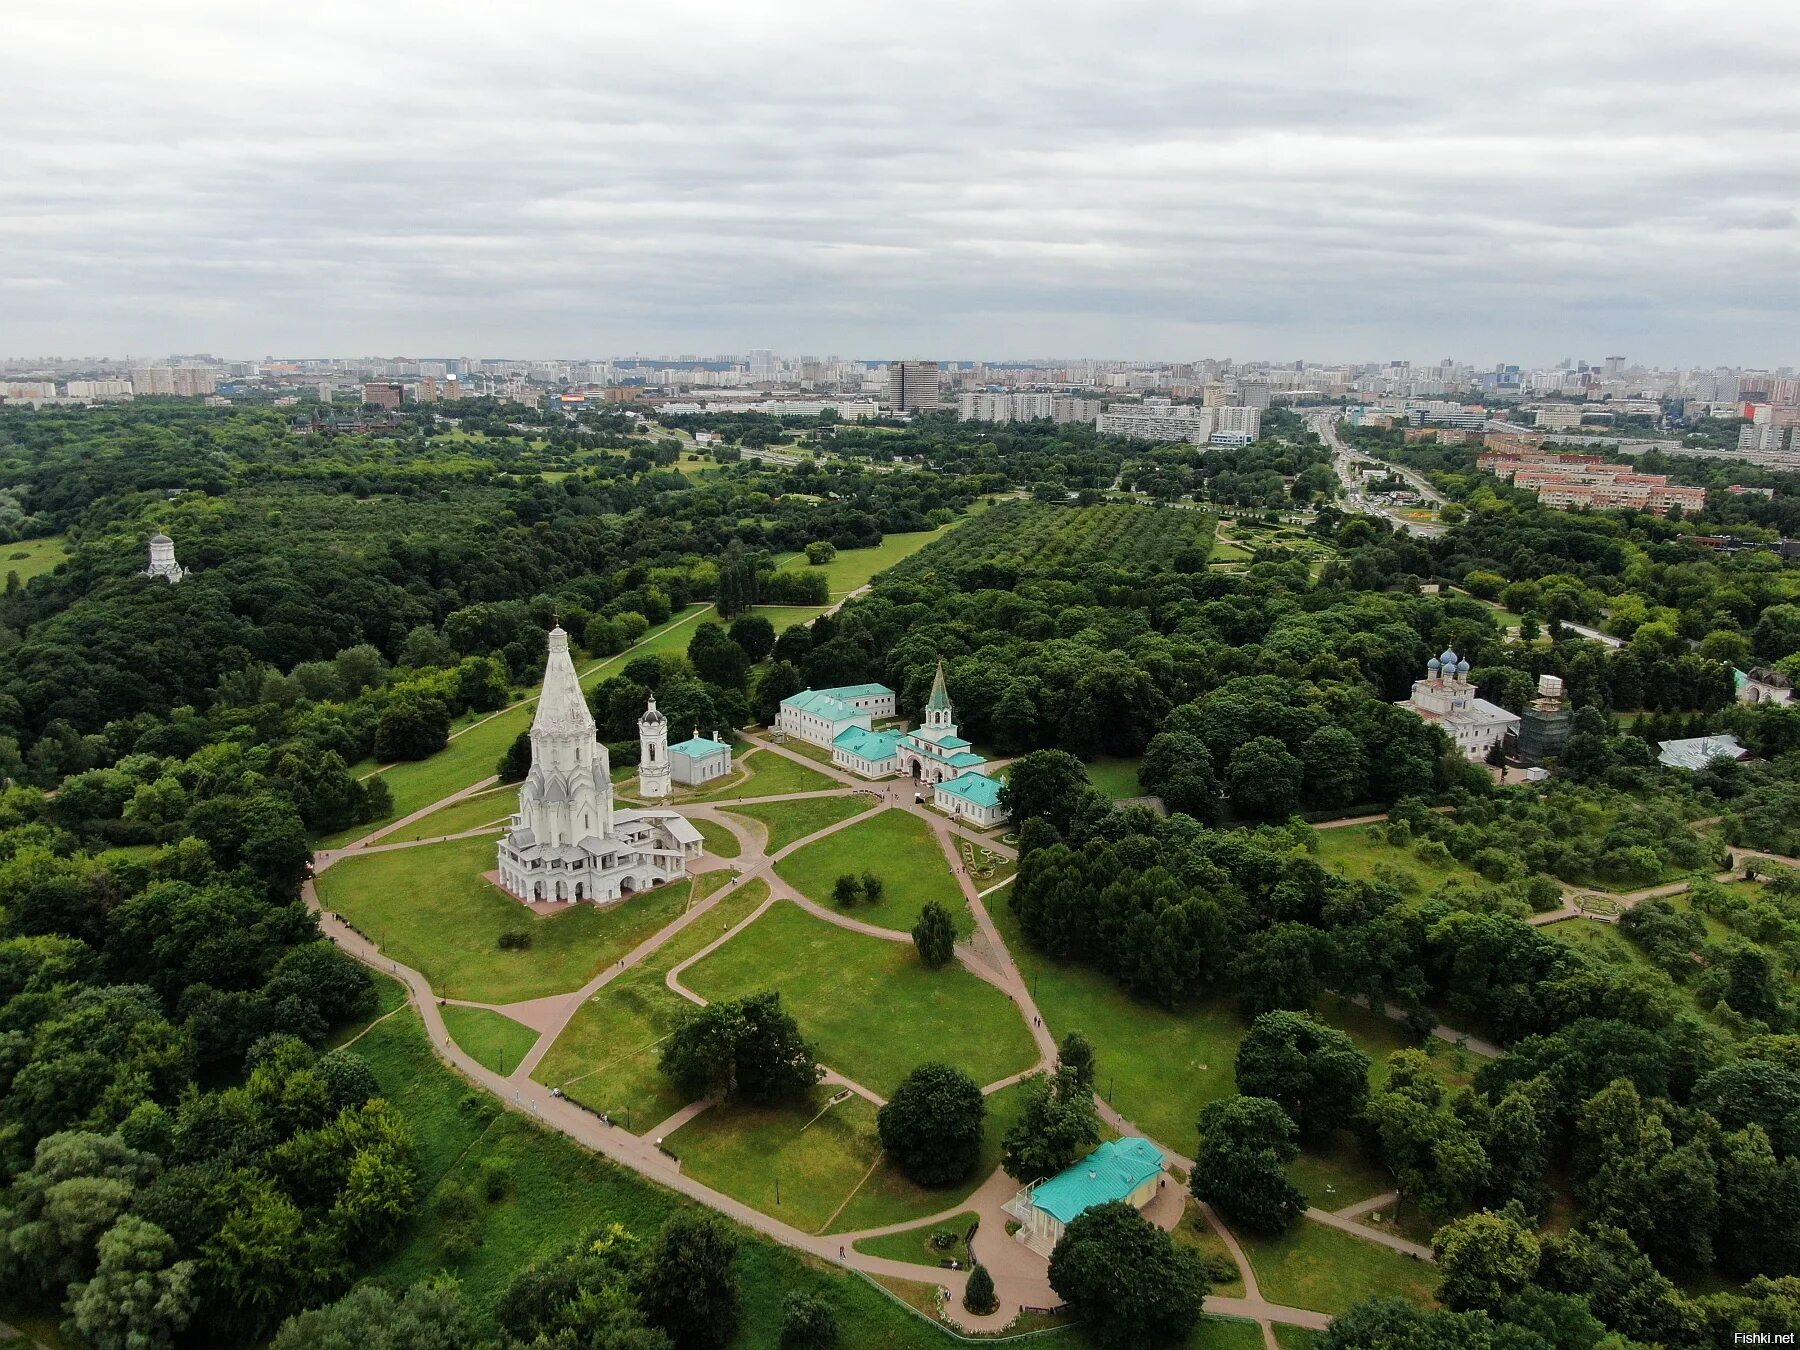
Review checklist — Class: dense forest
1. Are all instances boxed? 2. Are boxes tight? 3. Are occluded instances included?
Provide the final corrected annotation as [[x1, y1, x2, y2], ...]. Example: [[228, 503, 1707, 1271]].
[[2, 397, 1799, 1348]]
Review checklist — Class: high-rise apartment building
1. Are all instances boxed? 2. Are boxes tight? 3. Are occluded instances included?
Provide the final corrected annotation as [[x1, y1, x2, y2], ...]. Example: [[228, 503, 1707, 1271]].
[[885, 361, 940, 413], [362, 382, 404, 410]]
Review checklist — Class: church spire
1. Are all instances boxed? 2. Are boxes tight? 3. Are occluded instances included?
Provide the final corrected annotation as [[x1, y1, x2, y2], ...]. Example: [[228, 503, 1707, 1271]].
[[531, 624, 596, 739], [926, 657, 951, 713]]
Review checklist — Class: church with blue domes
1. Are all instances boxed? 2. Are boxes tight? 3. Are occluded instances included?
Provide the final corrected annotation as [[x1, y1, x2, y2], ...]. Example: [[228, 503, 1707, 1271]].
[[1396, 647, 1520, 762]]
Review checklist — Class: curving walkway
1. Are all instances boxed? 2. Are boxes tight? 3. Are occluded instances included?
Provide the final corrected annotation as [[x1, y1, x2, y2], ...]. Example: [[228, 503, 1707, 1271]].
[[309, 731, 1362, 1336]]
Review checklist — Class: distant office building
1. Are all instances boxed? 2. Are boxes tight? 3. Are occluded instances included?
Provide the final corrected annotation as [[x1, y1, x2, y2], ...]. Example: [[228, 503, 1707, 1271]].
[[362, 382, 404, 411], [885, 361, 940, 413]]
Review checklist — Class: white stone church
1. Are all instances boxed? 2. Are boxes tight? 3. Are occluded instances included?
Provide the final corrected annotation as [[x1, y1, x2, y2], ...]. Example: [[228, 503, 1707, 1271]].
[[497, 625, 703, 904]]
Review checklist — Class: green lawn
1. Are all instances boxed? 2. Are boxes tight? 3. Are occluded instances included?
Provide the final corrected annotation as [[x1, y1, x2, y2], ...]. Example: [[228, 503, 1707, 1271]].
[[725, 795, 870, 855], [830, 1079, 1032, 1234], [1169, 1197, 1245, 1297], [1209, 538, 1253, 563], [681, 900, 1038, 1098], [320, 605, 713, 846], [776, 809, 965, 935], [1236, 1219, 1437, 1315], [1085, 756, 1144, 801], [992, 893, 1464, 1191], [328, 970, 409, 1049], [1189, 1317, 1267, 1348], [0, 534, 71, 584], [853, 1210, 979, 1267], [1311, 823, 1479, 895], [315, 835, 699, 1003], [383, 786, 516, 844], [775, 523, 966, 598], [695, 817, 742, 859], [442, 1005, 540, 1076], [683, 747, 840, 802], [745, 603, 837, 633], [1273, 1326, 1325, 1349], [665, 1090, 885, 1235], [353, 1006, 963, 1347], [534, 881, 773, 1133]]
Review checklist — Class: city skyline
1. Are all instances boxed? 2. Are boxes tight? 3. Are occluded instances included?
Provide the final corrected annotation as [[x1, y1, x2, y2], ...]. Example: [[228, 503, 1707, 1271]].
[[3, 0, 1798, 364]]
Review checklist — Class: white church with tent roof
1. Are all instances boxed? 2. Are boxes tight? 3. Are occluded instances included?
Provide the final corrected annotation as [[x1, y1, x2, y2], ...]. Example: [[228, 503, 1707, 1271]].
[[776, 659, 1008, 825], [496, 625, 704, 904]]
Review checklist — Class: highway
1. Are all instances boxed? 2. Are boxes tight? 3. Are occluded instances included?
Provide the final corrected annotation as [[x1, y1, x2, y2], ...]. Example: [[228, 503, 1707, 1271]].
[[1308, 413, 1448, 538]]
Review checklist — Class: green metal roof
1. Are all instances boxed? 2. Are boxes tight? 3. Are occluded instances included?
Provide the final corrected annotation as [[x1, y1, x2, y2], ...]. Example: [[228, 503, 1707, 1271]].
[[945, 751, 987, 768], [671, 736, 730, 756], [820, 682, 895, 701], [926, 658, 952, 711], [935, 772, 1005, 809], [832, 726, 904, 761], [781, 688, 860, 720], [1030, 1139, 1164, 1224]]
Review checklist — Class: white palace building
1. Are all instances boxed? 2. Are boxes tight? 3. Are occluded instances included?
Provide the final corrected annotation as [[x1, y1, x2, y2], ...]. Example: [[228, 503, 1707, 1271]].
[[777, 659, 1008, 827], [497, 625, 703, 904]]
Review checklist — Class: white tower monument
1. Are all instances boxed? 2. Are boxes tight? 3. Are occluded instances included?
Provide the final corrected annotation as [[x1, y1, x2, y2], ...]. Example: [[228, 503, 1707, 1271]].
[[142, 531, 186, 584], [637, 695, 671, 799]]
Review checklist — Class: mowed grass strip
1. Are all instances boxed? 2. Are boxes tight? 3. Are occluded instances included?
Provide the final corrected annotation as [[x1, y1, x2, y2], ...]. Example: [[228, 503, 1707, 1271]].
[[1310, 823, 1478, 894], [534, 881, 773, 1132], [776, 808, 967, 934], [354, 1007, 963, 1346], [441, 1005, 540, 1076], [314, 835, 696, 1003], [1236, 1219, 1438, 1315], [725, 795, 869, 855], [851, 1209, 979, 1266], [383, 786, 516, 844], [683, 747, 839, 803], [681, 900, 1037, 1098], [664, 1090, 885, 1234], [775, 524, 965, 598], [694, 817, 741, 859]]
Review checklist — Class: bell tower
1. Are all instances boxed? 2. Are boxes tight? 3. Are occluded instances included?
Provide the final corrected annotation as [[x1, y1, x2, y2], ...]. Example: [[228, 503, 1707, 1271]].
[[638, 695, 671, 799]]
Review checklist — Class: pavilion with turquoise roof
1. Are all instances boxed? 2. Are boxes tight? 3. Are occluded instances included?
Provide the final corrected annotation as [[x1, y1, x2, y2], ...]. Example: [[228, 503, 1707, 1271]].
[[1003, 1137, 1167, 1257]]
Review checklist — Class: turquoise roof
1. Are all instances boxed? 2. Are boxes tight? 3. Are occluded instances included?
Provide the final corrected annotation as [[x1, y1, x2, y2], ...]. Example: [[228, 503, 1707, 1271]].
[[833, 726, 904, 761], [907, 727, 969, 749], [781, 688, 860, 720], [1030, 1138, 1164, 1224], [820, 682, 894, 701], [945, 751, 987, 768], [936, 772, 1005, 810], [671, 736, 729, 757]]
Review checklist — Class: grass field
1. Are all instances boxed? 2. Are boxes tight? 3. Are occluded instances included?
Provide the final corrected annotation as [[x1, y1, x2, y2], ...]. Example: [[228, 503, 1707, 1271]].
[[353, 1005, 967, 1347], [1209, 537, 1254, 563], [442, 1004, 539, 1075], [0, 534, 71, 584], [319, 604, 713, 846], [829, 1078, 1031, 1234], [852, 1210, 979, 1267], [1169, 1198, 1245, 1297], [681, 900, 1038, 1097], [666, 1090, 885, 1234], [775, 523, 966, 598], [383, 786, 516, 843], [533, 881, 773, 1132], [695, 817, 742, 859], [992, 892, 1470, 1198], [745, 603, 837, 634], [315, 835, 698, 1003], [1273, 1326, 1324, 1349], [684, 746, 839, 802], [1085, 756, 1145, 801], [1237, 1219, 1438, 1315], [725, 795, 871, 855], [1311, 823, 1479, 895], [776, 808, 967, 934]]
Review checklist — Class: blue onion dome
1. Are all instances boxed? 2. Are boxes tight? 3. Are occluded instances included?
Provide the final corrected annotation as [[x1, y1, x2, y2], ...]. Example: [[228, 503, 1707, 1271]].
[[1456, 658, 1470, 675], [1428, 657, 1442, 672], [1440, 648, 1458, 668]]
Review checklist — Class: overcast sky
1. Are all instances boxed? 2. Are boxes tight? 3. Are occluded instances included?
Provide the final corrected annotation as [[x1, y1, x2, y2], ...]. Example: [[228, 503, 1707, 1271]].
[[4, 0, 1798, 367]]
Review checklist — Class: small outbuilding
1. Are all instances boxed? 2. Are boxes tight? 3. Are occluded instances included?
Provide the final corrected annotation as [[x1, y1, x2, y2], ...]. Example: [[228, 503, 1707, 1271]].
[[669, 731, 732, 787], [934, 771, 1007, 828], [1656, 733, 1751, 772], [1003, 1137, 1166, 1258]]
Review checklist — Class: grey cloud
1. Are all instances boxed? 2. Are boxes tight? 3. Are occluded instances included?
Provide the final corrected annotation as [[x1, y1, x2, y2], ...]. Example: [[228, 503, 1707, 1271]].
[[1, 0, 1797, 362]]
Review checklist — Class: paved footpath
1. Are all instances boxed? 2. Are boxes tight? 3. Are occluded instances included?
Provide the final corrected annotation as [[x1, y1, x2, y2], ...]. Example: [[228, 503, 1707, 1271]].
[[308, 726, 1431, 1336]]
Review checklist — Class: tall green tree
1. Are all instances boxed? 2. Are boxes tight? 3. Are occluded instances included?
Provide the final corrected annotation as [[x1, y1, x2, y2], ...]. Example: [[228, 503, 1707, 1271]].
[[911, 900, 956, 968], [637, 1211, 740, 1350], [876, 1063, 986, 1186], [1191, 1096, 1306, 1235], [1048, 1201, 1206, 1348]]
